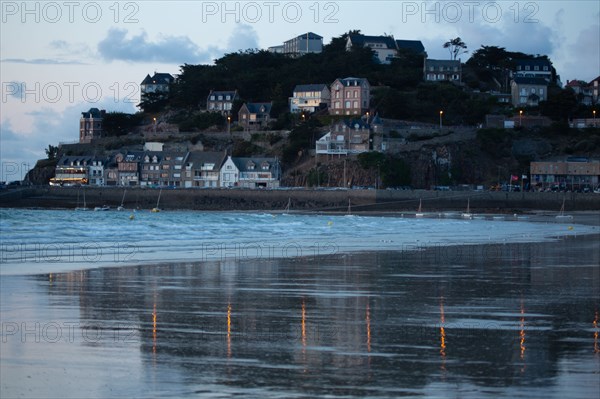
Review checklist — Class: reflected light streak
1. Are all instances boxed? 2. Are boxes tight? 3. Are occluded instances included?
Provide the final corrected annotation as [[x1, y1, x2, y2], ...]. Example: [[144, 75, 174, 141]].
[[301, 298, 307, 372], [366, 301, 371, 353], [594, 311, 599, 355], [152, 302, 157, 355], [227, 303, 232, 358], [440, 297, 446, 359], [301, 299, 306, 348], [520, 301, 526, 361]]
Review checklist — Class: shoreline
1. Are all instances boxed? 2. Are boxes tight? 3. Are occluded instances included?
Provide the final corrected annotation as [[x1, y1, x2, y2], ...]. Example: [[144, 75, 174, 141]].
[[2, 208, 599, 277]]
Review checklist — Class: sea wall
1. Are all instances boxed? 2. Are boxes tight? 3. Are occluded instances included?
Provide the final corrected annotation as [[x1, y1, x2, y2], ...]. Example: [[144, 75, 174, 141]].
[[1, 187, 599, 212]]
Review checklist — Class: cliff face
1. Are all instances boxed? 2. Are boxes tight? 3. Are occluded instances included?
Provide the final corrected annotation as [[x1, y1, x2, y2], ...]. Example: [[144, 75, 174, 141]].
[[25, 160, 56, 185]]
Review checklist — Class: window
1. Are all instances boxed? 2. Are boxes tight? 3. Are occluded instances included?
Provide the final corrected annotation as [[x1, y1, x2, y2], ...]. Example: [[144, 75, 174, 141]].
[[353, 101, 358, 108], [225, 95, 230, 100], [210, 95, 215, 100], [345, 101, 351, 108], [218, 95, 223, 100], [525, 65, 530, 71], [534, 66, 539, 71], [353, 91, 358, 98]]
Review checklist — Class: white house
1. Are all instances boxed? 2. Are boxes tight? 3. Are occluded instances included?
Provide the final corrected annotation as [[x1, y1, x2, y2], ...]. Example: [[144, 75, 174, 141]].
[[220, 156, 281, 188], [140, 73, 175, 95], [289, 84, 330, 113], [206, 90, 239, 114], [220, 156, 239, 188], [346, 34, 398, 64]]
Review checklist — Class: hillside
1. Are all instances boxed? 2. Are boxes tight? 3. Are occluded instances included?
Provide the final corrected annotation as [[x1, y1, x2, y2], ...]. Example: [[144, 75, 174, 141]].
[[26, 32, 600, 187], [38, 115, 600, 190]]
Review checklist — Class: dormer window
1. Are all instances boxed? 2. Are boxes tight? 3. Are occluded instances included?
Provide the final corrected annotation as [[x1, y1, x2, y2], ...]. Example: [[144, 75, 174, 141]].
[[247, 161, 255, 170]]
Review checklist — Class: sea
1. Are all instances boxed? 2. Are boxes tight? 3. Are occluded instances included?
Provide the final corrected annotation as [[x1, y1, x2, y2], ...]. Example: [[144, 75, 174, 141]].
[[1, 208, 599, 398]]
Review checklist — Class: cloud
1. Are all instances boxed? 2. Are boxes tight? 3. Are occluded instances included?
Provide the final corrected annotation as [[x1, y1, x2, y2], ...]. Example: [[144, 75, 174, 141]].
[[96, 25, 260, 64], [0, 99, 137, 176], [226, 24, 259, 53], [2, 81, 25, 100], [559, 20, 600, 81], [1, 58, 89, 65], [97, 28, 219, 64], [458, 14, 554, 57]]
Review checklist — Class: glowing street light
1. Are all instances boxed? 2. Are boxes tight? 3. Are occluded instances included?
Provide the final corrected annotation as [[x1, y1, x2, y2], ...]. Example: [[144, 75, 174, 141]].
[[227, 115, 231, 135], [519, 110, 523, 127], [439, 110, 443, 130]]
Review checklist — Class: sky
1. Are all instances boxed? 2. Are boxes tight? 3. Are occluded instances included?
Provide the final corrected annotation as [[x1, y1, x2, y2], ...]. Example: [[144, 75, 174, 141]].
[[1, 0, 599, 181]]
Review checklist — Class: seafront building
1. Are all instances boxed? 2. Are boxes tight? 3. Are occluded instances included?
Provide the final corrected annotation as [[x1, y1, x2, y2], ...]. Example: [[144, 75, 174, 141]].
[[52, 149, 281, 189], [530, 158, 600, 190]]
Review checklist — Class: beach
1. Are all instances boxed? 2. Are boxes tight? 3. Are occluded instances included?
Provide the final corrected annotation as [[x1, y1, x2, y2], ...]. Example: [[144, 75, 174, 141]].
[[1, 210, 599, 398]]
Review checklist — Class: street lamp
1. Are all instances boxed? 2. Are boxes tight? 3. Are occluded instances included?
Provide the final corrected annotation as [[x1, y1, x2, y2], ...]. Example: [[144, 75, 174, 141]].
[[439, 110, 443, 130], [153, 117, 157, 133], [227, 115, 231, 135], [519, 110, 523, 127], [593, 110, 597, 126]]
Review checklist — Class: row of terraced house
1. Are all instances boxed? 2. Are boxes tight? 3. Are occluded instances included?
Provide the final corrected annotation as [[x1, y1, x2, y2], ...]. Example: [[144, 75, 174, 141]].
[[51, 143, 281, 189]]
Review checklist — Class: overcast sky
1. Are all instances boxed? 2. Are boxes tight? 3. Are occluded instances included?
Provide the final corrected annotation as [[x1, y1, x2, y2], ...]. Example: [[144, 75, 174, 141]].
[[1, 1, 599, 181]]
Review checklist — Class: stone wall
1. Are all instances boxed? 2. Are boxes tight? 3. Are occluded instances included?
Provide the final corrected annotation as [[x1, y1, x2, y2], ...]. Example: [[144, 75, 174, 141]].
[[2, 187, 599, 213]]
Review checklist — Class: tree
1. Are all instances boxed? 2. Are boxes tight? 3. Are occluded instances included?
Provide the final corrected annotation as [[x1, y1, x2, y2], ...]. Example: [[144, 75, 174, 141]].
[[443, 37, 468, 60], [45, 144, 58, 160], [103, 112, 143, 137]]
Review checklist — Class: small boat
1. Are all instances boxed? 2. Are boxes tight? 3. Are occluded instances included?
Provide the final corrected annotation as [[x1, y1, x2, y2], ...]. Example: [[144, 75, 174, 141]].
[[94, 205, 110, 211], [151, 188, 162, 213], [555, 199, 573, 220], [75, 188, 89, 211], [117, 189, 127, 211], [415, 198, 424, 218], [461, 198, 473, 219]]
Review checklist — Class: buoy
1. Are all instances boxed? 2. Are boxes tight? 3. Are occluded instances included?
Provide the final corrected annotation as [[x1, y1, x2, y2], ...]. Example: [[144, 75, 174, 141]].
[[327, 221, 333, 227], [129, 214, 135, 220], [568, 226, 573, 230]]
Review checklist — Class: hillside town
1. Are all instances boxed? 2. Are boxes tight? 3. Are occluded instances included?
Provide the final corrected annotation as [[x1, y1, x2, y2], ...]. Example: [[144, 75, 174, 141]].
[[27, 32, 600, 193]]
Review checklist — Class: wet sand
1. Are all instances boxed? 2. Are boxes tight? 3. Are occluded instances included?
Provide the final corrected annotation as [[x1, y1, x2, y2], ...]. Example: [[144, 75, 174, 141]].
[[1, 233, 599, 398]]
